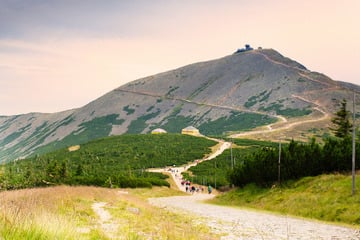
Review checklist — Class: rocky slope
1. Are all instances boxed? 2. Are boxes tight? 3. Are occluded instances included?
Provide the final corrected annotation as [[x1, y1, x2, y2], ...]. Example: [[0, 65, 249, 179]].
[[0, 48, 357, 162]]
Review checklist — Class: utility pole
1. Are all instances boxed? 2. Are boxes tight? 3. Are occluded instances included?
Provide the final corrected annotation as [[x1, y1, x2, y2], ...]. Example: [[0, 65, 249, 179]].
[[352, 91, 356, 196], [230, 138, 235, 188], [214, 158, 217, 189], [278, 140, 281, 185], [230, 138, 233, 170]]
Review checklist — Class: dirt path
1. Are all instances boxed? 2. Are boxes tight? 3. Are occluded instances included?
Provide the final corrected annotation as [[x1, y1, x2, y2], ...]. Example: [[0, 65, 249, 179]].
[[177, 141, 230, 191], [149, 194, 360, 239], [92, 202, 119, 239], [149, 140, 231, 192]]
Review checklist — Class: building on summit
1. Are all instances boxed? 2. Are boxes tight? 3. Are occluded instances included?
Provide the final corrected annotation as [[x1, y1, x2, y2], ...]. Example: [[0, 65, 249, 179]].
[[181, 126, 200, 136]]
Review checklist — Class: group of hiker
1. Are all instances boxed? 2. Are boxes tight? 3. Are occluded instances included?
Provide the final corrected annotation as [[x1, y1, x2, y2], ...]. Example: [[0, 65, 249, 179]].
[[168, 166, 213, 195], [181, 179, 212, 194]]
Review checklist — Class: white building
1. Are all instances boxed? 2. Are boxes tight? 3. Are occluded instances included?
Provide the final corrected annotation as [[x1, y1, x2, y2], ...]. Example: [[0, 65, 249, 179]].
[[151, 128, 167, 134], [181, 126, 200, 136]]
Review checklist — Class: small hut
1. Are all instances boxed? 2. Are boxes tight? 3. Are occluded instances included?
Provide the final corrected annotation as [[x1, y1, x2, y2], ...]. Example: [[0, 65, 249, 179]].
[[181, 126, 200, 136], [151, 128, 167, 134]]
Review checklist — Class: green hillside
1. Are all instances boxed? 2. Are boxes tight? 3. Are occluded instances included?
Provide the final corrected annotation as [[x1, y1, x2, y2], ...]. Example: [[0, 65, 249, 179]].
[[0, 134, 216, 189]]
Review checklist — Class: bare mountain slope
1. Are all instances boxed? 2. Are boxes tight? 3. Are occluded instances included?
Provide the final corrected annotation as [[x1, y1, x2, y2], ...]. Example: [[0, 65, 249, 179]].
[[0, 48, 357, 162]]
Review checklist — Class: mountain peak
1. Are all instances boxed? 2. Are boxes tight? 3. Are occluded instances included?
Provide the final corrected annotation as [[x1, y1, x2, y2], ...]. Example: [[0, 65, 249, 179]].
[[0, 49, 357, 162]]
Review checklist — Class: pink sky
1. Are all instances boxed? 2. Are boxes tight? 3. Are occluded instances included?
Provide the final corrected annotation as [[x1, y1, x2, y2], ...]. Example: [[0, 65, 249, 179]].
[[0, 0, 359, 115]]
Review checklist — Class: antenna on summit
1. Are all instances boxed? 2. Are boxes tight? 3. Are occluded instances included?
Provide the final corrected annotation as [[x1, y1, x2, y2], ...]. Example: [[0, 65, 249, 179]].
[[234, 44, 254, 54]]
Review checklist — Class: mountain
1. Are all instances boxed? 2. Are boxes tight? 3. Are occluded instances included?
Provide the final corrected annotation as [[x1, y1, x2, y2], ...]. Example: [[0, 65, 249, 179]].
[[0, 48, 357, 162]]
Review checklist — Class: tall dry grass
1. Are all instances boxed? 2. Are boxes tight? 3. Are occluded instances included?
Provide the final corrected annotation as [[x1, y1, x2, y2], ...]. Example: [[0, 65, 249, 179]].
[[0, 186, 217, 239], [0, 186, 111, 239]]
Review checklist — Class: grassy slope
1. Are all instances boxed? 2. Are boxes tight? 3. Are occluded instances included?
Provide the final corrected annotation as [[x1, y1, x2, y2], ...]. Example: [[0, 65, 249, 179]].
[[1, 174, 360, 239], [211, 174, 360, 227], [0, 186, 218, 240], [1, 134, 216, 189]]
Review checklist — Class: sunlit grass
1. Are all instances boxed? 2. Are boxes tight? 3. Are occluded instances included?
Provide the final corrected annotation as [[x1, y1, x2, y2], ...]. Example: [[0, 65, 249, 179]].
[[0, 186, 217, 239], [211, 174, 360, 227], [0, 186, 87, 239]]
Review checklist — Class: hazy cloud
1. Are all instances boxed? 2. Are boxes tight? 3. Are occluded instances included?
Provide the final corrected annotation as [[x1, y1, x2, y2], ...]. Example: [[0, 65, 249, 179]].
[[0, 0, 359, 115]]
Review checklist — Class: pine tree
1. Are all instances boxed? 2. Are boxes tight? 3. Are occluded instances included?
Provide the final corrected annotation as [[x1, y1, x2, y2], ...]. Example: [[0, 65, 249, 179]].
[[331, 99, 352, 138]]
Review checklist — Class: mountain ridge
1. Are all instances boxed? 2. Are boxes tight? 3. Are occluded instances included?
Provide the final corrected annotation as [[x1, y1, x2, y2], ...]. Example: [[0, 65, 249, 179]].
[[0, 48, 358, 162]]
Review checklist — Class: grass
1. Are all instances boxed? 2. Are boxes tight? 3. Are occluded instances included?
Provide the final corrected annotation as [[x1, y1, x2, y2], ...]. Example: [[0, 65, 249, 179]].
[[211, 173, 360, 227], [0, 186, 85, 239], [0, 186, 218, 239], [2, 173, 360, 239]]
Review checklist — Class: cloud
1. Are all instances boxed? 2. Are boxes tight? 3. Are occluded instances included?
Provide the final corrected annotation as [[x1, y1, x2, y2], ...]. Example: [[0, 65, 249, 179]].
[[0, 0, 359, 115], [0, 0, 150, 39]]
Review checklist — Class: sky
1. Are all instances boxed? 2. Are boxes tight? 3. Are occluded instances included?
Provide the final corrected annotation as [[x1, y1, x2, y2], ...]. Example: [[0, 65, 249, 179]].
[[0, 0, 359, 115]]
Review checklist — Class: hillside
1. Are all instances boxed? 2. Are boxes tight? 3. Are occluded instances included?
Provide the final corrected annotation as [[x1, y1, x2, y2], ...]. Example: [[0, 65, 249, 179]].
[[0, 48, 358, 162], [0, 134, 216, 189]]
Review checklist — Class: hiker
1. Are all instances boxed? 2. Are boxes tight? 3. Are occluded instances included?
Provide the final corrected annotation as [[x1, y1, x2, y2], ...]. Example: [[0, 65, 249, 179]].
[[208, 185, 212, 194]]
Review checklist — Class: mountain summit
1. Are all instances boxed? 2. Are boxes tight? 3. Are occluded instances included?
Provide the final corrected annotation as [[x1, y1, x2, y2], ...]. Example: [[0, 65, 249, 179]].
[[0, 48, 357, 162]]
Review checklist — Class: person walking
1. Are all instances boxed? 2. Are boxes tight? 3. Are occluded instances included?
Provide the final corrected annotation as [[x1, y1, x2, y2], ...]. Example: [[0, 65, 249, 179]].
[[208, 185, 212, 194]]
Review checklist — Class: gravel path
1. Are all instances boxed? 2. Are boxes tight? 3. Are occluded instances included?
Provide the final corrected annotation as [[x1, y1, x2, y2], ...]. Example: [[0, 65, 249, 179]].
[[149, 194, 360, 240], [148, 140, 360, 239]]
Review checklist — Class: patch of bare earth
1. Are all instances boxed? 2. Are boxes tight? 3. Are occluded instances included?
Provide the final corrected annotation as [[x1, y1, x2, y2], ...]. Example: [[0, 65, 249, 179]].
[[92, 202, 119, 239]]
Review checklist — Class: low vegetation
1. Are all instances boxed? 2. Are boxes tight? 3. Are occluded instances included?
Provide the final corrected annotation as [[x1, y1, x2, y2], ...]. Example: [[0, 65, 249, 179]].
[[0, 134, 216, 190], [33, 114, 125, 156], [244, 90, 272, 108], [126, 110, 161, 133], [258, 103, 312, 117], [198, 111, 276, 135], [185, 139, 280, 188], [150, 107, 277, 136], [187, 136, 360, 188]]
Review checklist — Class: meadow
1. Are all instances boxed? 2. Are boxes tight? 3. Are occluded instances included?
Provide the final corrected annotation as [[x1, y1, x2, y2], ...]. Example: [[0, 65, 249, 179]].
[[0, 185, 218, 240]]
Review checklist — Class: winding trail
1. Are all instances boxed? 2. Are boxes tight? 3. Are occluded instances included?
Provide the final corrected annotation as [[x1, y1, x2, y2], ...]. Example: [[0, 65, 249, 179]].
[[148, 139, 360, 239], [148, 139, 231, 192], [230, 94, 330, 138]]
